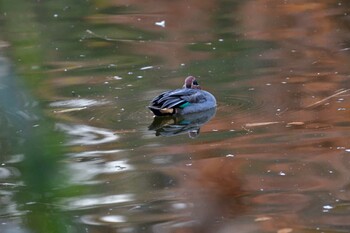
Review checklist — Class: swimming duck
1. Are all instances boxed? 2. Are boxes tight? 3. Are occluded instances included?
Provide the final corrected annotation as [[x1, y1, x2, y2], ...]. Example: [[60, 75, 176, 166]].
[[148, 76, 216, 116]]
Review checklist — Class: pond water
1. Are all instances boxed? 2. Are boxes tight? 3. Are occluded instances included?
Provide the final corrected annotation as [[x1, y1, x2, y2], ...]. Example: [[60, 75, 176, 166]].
[[0, 1, 350, 233]]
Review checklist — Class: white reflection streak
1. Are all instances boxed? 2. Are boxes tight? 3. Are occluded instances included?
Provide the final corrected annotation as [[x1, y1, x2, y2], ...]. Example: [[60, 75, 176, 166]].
[[68, 158, 133, 183], [100, 215, 126, 223], [68, 150, 132, 183], [104, 160, 132, 173], [67, 159, 103, 183], [50, 98, 110, 108], [69, 149, 123, 158], [56, 123, 118, 145], [64, 194, 134, 210]]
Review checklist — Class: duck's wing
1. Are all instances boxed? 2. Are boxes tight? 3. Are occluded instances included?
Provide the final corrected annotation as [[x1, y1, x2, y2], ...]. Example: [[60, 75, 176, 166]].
[[150, 89, 205, 109], [179, 90, 206, 103]]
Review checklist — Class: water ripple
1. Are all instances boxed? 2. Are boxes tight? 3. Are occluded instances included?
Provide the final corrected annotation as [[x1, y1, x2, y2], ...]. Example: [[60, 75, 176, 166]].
[[221, 94, 266, 115], [56, 123, 119, 145]]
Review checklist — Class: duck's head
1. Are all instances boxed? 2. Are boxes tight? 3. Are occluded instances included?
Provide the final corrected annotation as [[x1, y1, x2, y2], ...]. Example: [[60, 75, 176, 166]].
[[184, 76, 201, 89]]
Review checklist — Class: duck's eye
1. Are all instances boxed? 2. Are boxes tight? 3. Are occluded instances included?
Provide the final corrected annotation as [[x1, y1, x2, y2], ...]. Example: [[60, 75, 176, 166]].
[[193, 80, 199, 85]]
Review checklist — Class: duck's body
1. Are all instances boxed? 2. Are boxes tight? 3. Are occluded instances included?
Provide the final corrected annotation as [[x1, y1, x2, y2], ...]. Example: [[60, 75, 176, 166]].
[[148, 76, 216, 116]]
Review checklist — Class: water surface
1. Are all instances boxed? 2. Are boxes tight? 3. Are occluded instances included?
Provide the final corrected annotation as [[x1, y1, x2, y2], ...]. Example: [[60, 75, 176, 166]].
[[0, 1, 350, 233]]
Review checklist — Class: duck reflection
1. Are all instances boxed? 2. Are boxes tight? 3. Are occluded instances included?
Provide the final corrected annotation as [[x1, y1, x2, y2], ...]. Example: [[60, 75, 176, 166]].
[[149, 108, 216, 138]]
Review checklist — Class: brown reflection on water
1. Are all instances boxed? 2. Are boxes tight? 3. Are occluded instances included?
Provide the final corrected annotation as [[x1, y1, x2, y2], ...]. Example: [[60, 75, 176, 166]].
[[88, 0, 219, 68], [127, 1, 350, 232], [175, 157, 247, 233], [240, 1, 349, 106]]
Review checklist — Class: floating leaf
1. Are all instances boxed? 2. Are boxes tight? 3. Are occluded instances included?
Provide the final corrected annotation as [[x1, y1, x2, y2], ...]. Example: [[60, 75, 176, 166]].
[[277, 228, 293, 233], [287, 122, 304, 126], [245, 122, 280, 127], [53, 107, 87, 113], [306, 89, 350, 108], [254, 216, 272, 222]]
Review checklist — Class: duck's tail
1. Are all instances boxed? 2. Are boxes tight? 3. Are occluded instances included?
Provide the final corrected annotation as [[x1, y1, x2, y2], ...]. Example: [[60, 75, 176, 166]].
[[148, 106, 175, 116]]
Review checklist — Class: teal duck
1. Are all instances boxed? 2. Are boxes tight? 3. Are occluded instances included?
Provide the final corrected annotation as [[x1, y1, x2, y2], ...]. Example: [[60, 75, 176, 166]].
[[148, 76, 216, 116]]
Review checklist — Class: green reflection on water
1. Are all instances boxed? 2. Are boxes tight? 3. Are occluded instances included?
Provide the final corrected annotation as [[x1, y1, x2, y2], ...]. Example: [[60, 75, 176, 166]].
[[17, 123, 71, 233], [0, 1, 88, 233], [0, 67, 75, 233]]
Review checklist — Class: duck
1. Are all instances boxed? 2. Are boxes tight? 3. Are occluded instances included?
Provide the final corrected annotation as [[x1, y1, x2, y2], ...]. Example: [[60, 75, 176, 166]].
[[148, 76, 216, 116]]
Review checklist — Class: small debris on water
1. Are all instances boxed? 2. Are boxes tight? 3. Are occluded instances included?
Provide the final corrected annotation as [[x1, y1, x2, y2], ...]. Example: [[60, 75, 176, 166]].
[[279, 171, 286, 176], [323, 205, 333, 212], [140, 66, 153, 70], [155, 20, 165, 28], [115, 165, 126, 170], [254, 216, 272, 222]]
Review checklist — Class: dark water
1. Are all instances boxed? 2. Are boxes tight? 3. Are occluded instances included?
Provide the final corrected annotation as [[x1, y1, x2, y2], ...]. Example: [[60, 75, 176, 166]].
[[0, 1, 350, 233]]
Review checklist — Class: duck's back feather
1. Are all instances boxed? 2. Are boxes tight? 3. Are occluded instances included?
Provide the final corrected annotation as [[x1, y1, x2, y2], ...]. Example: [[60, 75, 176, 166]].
[[150, 88, 200, 108], [149, 88, 216, 116]]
